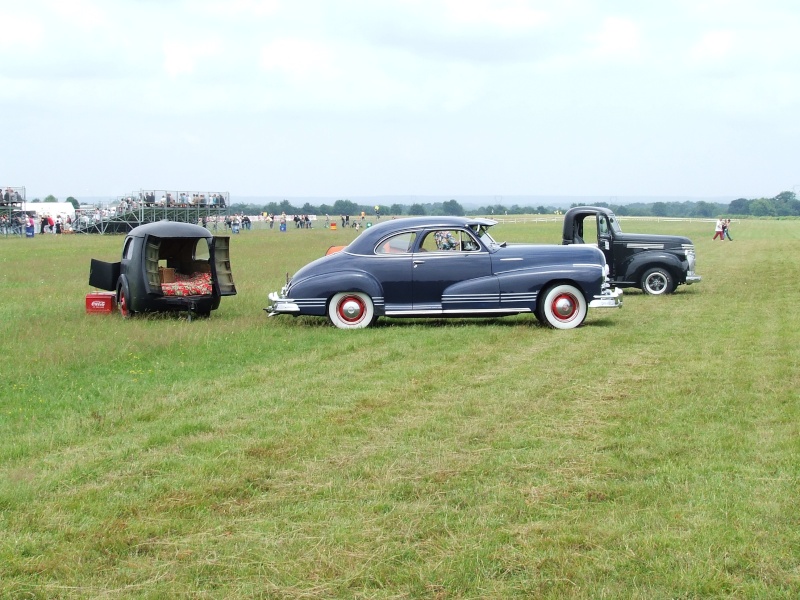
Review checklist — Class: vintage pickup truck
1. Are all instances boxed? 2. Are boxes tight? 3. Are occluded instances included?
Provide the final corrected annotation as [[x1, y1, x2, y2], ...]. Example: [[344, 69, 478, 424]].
[[562, 206, 701, 295], [89, 221, 236, 318]]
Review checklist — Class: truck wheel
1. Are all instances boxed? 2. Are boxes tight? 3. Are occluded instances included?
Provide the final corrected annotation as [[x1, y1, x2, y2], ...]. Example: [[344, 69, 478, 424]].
[[641, 268, 675, 295], [538, 284, 587, 329], [328, 292, 375, 329]]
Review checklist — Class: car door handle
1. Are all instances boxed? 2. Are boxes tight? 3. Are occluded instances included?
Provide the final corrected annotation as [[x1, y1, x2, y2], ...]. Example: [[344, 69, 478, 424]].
[[413, 260, 425, 266]]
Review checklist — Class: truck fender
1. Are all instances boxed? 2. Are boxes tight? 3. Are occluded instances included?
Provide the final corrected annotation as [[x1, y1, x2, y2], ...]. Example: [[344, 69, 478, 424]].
[[623, 252, 685, 284]]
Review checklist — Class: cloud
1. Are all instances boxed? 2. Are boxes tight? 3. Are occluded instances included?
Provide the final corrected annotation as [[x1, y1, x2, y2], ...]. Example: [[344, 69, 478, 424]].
[[0, 10, 45, 48], [163, 38, 223, 77], [589, 17, 642, 60], [690, 30, 735, 62], [259, 37, 337, 79], [442, 0, 549, 29]]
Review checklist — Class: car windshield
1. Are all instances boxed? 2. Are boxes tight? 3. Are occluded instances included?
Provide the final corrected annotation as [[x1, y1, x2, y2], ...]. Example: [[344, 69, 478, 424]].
[[469, 224, 499, 248]]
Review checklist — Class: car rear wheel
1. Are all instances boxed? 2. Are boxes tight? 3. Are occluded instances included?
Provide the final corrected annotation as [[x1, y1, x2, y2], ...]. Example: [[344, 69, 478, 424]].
[[328, 292, 375, 329], [641, 268, 675, 295], [539, 284, 587, 329]]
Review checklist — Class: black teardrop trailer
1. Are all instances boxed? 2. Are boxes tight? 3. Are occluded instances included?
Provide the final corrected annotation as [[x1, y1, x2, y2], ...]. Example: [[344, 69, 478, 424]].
[[89, 221, 236, 318]]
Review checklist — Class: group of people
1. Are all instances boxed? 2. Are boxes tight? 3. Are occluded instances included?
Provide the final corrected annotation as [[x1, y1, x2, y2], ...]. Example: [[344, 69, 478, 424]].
[[39, 214, 73, 234], [2, 188, 23, 204], [0, 213, 37, 236], [713, 218, 734, 241], [140, 191, 227, 208]]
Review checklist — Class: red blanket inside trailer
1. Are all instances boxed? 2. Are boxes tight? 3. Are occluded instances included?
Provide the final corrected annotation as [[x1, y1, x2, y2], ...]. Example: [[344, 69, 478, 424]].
[[161, 272, 213, 296]]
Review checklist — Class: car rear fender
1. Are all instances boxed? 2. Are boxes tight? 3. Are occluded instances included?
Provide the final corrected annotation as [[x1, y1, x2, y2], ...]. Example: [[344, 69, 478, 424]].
[[290, 270, 384, 311]]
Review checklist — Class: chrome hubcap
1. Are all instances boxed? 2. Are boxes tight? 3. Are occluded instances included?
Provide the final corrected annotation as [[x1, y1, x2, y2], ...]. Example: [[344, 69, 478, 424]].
[[339, 297, 364, 321], [553, 295, 576, 318]]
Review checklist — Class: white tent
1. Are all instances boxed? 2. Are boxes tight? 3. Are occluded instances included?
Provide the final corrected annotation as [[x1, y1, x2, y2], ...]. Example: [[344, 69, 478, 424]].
[[25, 202, 76, 219]]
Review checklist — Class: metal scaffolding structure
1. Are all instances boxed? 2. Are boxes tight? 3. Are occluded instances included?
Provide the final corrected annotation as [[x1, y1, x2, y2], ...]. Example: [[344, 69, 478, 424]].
[[72, 190, 232, 234]]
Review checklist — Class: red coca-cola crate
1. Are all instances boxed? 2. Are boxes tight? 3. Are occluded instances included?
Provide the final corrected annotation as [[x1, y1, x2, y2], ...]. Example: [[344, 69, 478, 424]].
[[85, 292, 116, 314]]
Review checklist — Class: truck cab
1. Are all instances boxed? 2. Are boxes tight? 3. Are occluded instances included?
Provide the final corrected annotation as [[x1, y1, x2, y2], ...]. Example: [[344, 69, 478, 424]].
[[89, 221, 236, 317], [562, 206, 701, 295]]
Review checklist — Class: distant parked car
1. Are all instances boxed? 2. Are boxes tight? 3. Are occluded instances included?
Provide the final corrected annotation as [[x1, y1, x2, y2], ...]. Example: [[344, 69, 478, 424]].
[[89, 221, 236, 318], [562, 206, 701, 295], [267, 216, 622, 329]]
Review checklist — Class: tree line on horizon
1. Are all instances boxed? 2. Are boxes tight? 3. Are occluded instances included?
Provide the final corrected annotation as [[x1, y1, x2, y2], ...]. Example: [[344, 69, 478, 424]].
[[226, 190, 799, 218], [27, 190, 799, 219]]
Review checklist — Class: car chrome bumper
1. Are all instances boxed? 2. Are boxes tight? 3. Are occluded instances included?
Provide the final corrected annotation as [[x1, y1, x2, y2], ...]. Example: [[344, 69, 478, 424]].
[[266, 291, 300, 316], [589, 287, 623, 309], [685, 273, 702, 284]]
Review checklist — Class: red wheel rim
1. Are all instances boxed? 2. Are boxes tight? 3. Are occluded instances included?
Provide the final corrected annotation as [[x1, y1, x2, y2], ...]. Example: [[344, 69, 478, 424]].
[[551, 293, 577, 322], [120, 293, 129, 317], [337, 295, 366, 324]]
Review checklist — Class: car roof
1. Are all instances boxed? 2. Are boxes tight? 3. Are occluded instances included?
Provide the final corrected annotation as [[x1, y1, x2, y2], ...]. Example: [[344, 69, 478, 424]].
[[127, 220, 213, 239], [346, 216, 497, 253]]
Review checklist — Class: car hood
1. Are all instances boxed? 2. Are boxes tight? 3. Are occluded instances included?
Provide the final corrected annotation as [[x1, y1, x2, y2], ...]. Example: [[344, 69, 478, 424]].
[[496, 243, 607, 266]]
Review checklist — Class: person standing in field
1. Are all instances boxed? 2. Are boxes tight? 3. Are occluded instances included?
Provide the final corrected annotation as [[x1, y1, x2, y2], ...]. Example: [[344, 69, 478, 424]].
[[712, 218, 725, 241], [724, 219, 734, 241]]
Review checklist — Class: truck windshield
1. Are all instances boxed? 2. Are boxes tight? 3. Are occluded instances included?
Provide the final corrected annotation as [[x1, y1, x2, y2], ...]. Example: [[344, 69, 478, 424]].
[[605, 215, 622, 234]]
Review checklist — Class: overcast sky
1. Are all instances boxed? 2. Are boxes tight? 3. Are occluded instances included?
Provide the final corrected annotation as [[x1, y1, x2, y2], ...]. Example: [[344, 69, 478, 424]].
[[2, 0, 798, 200]]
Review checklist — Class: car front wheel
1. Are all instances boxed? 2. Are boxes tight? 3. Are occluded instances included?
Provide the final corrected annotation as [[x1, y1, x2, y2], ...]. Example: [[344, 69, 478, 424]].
[[328, 292, 375, 329], [538, 284, 587, 329], [641, 268, 675, 295]]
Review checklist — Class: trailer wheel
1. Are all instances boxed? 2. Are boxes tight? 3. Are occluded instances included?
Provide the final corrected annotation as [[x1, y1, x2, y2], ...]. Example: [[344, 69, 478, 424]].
[[118, 285, 135, 318]]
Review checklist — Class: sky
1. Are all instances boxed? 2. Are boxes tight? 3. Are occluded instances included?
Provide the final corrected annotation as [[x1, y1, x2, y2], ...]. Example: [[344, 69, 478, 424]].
[[1, 0, 798, 201]]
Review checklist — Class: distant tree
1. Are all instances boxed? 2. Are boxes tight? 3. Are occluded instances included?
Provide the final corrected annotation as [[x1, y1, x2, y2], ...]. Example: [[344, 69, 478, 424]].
[[408, 203, 426, 215], [66, 196, 79, 210], [693, 201, 717, 218], [651, 202, 668, 217], [31, 198, 41, 203], [728, 198, 750, 215], [332, 199, 359, 215], [749, 198, 775, 217], [279, 199, 298, 214], [44, 194, 58, 203], [773, 191, 800, 216], [389, 204, 404, 215], [442, 199, 465, 216], [300, 202, 317, 215]]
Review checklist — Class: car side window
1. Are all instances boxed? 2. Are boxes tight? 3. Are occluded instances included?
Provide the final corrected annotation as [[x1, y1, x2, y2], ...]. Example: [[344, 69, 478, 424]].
[[460, 230, 481, 251], [375, 231, 416, 254], [598, 215, 610, 236], [420, 229, 481, 252], [421, 230, 460, 251]]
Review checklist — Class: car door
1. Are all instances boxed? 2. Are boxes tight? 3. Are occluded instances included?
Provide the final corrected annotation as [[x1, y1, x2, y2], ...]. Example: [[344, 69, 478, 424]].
[[411, 228, 493, 312], [367, 230, 416, 311]]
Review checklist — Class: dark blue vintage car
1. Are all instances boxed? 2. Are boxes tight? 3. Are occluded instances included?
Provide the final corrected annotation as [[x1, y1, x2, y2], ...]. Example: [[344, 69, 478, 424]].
[[267, 217, 622, 329]]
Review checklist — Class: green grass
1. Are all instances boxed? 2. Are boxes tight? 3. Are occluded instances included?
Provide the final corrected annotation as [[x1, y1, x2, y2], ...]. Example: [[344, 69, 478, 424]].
[[1, 219, 799, 598]]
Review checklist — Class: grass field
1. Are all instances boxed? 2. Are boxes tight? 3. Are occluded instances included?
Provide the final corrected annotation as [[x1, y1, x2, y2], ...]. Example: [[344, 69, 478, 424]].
[[1, 218, 798, 598]]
